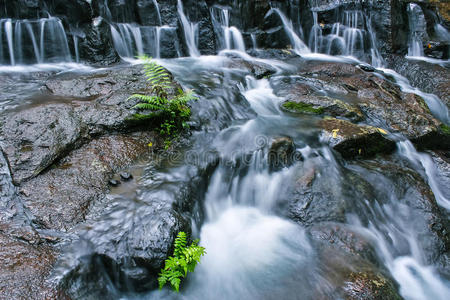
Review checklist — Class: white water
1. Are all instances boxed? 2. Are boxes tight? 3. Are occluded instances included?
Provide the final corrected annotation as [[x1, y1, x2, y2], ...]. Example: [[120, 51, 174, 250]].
[[0, 17, 72, 65], [407, 3, 425, 57], [270, 8, 310, 55], [397, 140, 450, 210], [380, 68, 450, 125], [177, 0, 200, 57], [211, 7, 246, 52]]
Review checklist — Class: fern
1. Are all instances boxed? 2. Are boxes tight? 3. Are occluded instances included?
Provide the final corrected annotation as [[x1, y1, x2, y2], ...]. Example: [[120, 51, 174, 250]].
[[158, 231, 206, 293], [128, 56, 197, 148]]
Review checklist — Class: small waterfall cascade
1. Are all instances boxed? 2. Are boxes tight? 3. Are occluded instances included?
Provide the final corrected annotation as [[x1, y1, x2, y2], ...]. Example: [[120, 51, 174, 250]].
[[210, 7, 246, 52], [308, 11, 322, 53], [177, 0, 200, 57], [307, 8, 383, 65], [110, 23, 176, 59], [269, 8, 310, 55], [397, 140, 450, 210], [0, 17, 72, 65], [406, 3, 425, 57]]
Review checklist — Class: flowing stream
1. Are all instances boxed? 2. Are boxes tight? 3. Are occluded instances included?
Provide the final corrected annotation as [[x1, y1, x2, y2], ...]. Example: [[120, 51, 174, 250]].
[[0, 1, 450, 299]]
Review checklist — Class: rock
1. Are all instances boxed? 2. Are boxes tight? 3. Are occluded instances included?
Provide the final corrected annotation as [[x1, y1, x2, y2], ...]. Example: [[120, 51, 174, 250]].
[[268, 136, 298, 172], [355, 159, 450, 267], [225, 56, 277, 79], [78, 17, 120, 66], [59, 203, 190, 296], [309, 223, 378, 265], [0, 231, 61, 299], [120, 172, 133, 181], [340, 269, 402, 300], [387, 55, 450, 109], [319, 118, 396, 159], [19, 132, 156, 232], [2, 104, 85, 184], [109, 179, 121, 186], [275, 78, 364, 121]]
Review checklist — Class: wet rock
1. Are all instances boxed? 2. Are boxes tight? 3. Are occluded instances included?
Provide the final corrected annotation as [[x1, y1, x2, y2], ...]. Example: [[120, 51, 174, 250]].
[[387, 55, 450, 108], [120, 172, 133, 181], [354, 159, 450, 267], [226, 56, 277, 79], [319, 118, 396, 159], [340, 269, 402, 300], [78, 17, 120, 66], [309, 223, 378, 265], [287, 61, 444, 148], [276, 79, 364, 121], [60, 203, 191, 296], [0, 232, 60, 299], [19, 132, 156, 231], [1, 65, 180, 184], [2, 104, 85, 184], [268, 136, 297, 172], [109, 179, 121, 186]]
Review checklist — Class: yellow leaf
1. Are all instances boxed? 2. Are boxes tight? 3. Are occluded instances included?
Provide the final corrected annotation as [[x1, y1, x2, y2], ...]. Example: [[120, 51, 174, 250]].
[[377, 128, 388, 135], [332, 129, 340, 138], [148, 142, 153, 147]]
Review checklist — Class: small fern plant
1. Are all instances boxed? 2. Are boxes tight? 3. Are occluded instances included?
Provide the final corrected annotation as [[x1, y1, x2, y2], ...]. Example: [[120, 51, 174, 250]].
[[158, 231, 206, 292], [128, 55, 196, 149]]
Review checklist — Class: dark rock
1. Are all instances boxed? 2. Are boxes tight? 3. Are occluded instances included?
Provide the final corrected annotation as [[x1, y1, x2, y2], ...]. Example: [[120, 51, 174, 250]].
[[19, 132, 156, 232], [0, 231, 61, 299], [136, 0, 162, 26], [354, 159, 450, 267], [59, 202, 190, 296], [268, 136, 297, 172], [78, 17, 120, 66], [309, 223, 378, 265], [2, 104, 85, 184], [319, 118, 396, 159], [120, 172, 133, 181], [225, 56, 277, 79], [387, 55, 450, 109], [274, 79, 364, 122], [109, 179, 121, 186]]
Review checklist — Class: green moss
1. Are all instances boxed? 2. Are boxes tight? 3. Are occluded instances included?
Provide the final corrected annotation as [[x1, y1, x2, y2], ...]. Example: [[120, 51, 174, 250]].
[[440, 123, 450, 135], [282, 101, 324, 114]]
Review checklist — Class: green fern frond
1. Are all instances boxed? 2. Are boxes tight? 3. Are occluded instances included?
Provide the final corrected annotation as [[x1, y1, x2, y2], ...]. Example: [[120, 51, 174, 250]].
[[158, 231, 206, 293]]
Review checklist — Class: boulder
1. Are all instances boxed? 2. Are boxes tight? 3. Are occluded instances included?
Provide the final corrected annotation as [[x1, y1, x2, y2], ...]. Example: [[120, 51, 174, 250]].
[[319, 118, 396, 159], [268, 136, 298, 172]]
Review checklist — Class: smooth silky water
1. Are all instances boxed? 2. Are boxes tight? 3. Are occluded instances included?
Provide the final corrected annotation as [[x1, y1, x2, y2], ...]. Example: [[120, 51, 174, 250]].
[[1, 3, 450, 299]]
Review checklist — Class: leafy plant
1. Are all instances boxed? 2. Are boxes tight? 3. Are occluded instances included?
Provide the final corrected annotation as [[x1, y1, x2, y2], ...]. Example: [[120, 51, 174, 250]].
[[158, 231, 206, 292], [128, 55, 196, 149]]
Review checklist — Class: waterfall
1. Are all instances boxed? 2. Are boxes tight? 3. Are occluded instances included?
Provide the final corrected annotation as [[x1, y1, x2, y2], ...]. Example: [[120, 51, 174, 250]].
[[5, 19, 15, 65], [152, 0, 162, 26], [211, 7, 246, 52], [407, 3, 425, 57], [309, 12, 322, 53], [270, 8, 310, 55], [342, 10, 364, 56], [0, 17, 71, 65], [177, 0, 200, 57], [397, 141, 450, 210]]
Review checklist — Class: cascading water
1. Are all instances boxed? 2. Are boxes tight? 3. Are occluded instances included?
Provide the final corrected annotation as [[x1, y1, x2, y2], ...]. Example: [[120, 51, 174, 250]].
[[111, 23, 177, 59], [177, 0, 200, 57], [406, 3, 425, 57], [210, 7, 246, 52], [0, 17, 72, 65], [2, 1, 450, 299], [269, 8, 310, 55], [307, 7, 383, 65]]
